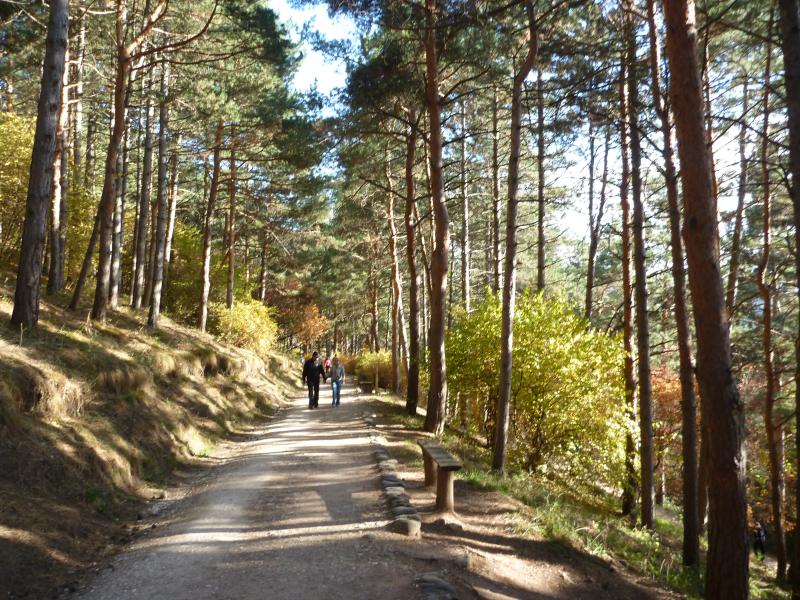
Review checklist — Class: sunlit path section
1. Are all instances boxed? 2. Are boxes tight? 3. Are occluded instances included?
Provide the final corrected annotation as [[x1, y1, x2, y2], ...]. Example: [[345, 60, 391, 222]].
[[77, 385, 418, 600]]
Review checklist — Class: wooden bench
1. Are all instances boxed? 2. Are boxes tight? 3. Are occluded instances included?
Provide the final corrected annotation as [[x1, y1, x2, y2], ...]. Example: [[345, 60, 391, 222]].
[[418, 440, 462, 513], [358, 379, 374, 394]]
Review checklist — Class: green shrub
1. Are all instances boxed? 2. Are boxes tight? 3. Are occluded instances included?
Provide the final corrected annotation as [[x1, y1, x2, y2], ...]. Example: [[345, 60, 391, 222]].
[[447, 291, 629, 487], [355, 351, 392, 388], [207, 299, 278, 358]]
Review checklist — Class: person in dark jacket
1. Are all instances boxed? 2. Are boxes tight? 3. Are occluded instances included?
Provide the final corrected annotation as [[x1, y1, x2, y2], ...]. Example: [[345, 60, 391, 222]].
[[302, 351, 327, 409], [753, 522, 767, 560]]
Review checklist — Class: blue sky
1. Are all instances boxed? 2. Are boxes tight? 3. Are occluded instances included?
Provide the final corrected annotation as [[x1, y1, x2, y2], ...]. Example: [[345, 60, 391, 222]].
[[269, 0, 357, 96]]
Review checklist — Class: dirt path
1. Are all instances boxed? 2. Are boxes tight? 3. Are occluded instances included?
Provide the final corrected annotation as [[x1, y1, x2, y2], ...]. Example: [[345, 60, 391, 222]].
[[73, 385, 677, 600], [75, 384, 420, 600]]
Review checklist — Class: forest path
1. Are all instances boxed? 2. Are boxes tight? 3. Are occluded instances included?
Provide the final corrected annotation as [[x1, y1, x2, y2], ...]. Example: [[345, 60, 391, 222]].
[[73, 383, 676, 600], [74, 384, 422, 600]]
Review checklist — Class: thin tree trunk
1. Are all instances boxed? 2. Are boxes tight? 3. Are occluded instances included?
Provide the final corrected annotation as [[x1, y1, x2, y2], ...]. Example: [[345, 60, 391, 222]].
[[405, 114, 421, 415], [423, 0, 450, 436], [756, 27, 787, 580], [162, 137, 179, 302], [619, 54, 637, 517], [535, 67, 545, 292], [585, 124, 608, 321], [369, 268, 379, 352], [776, 0, 800, 594], [84, 113, 95, 192], [199, 121, 224, 332], [226, 130, 236, 310], [493, 1, 537, 472], [109, 106, 131, 308], [258, 195, 269, 303], [72, 5, 86, 169], [459, 101, 470, 311], [625, 0, 654, 532], [646, 0, 699, 563], [387, 157, 409, 393], [726, 80, 750, 318], [147, 60, 170, 329], [132, 68, 155, 309], [11, 0, 69, 328], [664, 2, 749, 597], [492, 86, 501, 294], [68, 204, 100, 311], [47, 44, 70, 296]]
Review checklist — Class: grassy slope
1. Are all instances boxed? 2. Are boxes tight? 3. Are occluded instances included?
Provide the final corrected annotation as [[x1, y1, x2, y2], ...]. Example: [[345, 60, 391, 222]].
[[0, 282, 298, 598], [379, 396, 787, 600]]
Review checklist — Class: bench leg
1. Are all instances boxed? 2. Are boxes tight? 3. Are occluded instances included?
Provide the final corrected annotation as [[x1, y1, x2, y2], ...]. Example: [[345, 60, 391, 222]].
[[435, 469, 455, 513], [423, 453, 437, 487]]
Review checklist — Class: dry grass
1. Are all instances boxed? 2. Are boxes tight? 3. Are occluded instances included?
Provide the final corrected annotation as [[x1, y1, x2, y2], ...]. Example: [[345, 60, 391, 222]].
[[0, 280, 299, 598]]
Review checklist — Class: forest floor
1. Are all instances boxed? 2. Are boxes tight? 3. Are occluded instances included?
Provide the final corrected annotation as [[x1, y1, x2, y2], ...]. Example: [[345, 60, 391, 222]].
[[0, 278, 298, 599], [68, 384, 677, 600]]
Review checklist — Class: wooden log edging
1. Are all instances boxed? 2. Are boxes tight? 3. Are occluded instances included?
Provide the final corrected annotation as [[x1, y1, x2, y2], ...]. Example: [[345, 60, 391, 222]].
[[362, 412, 422, 537]]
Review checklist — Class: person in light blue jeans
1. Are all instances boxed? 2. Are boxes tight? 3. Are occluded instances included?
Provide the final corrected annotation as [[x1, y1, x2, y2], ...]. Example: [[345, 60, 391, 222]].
[[329, 356, 345, 406]]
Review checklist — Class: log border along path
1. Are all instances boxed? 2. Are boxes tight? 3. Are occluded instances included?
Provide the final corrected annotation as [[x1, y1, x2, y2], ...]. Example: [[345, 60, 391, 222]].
[[74, 383, 428, 600]]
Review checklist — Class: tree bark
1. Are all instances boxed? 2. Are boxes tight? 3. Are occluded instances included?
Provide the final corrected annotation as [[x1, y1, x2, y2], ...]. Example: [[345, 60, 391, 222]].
[[423, 0, 450, 436], [11, 0, 69, 328], [664, 2, 749, 597], [47, 43, 70, 296], [226, 128, 236, 310], [619, 54, 637, 517], [493, 0, 537, 472], [585, 123, 608, 321], [147, 60, 170, 329], [132, 68, 155, 310], [72, 5, 86, 169], [405, 113, 421, 415], [491, 86, 501, 295], [776, 0, 800, 594], [646, 0, 699, 563], [162, 136, 180, 302], [199, 121, 224, 332], [387, 156, 409, 394], [624, 0, 654, 530], [535, 67, 545, 292], [726, 80, 749, 317], [756, 27, 787, 580], [459, 101, 470, 311]]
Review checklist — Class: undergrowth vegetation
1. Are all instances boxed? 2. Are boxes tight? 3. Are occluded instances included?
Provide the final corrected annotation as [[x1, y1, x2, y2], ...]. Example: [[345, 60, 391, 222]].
[[382, 401, 786, 600], [0, 281, 298, 598]]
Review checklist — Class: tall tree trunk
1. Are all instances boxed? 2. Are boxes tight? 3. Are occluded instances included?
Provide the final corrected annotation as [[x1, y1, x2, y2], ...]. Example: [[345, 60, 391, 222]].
[[199, 121, 224, 332], [162, 137, 180, 302], [405, 114, 421, 415], [619, 55, 637, 517], [226, 131, 236, 310], [491, 86, 501, 295], [72, 5, 86, 169], [664, 2, 749, 597], [776, 0, 800, 594], [369, 267, 379, 352], [147, 60, 170, 329], [84, 113, 95, 192], [624, 0, 654, 530], [459, 101, 470, 311], [47, 44, 70, 296], [258, 195, 269, 304], [646, 0, 699, 563], [493, 1, 537, 472], [109, 98, 131, 308], [726, 80, 749, 317], [11, 0, 69, 328], [423, 0, 450, 436], [387, 157, 409, 394], [535, 67, 545, 292], [68, 205, 100, 311], [132, 68, 155, 309], [585, 124, 608, 321], [756, 28, 787, 580]]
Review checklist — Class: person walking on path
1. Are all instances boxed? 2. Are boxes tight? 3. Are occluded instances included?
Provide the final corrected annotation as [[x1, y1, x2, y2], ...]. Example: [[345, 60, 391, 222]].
[[753, 522, 767, 560], [329, 356, 345, 406], [302, 351, 327, 409]]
